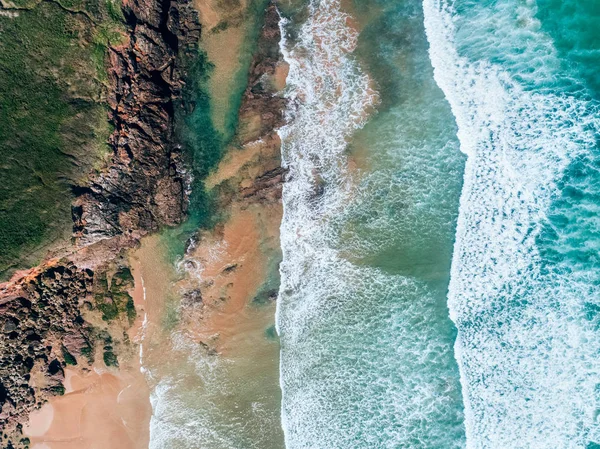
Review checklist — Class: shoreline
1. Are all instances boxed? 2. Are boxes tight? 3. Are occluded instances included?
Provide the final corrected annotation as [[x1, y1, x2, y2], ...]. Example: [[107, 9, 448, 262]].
[[138, 2, 288, 447], [24, 367, 151, 449], [12, 1, 287, 447]]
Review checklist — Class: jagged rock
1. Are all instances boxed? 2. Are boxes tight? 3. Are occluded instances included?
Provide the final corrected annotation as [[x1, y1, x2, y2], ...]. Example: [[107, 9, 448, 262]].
[[240, 166, 288, 203], [0, 263, 93, 429], [62, 331, 91, 356], [73, 0, 201, 246], [238, 3, 286, 138]]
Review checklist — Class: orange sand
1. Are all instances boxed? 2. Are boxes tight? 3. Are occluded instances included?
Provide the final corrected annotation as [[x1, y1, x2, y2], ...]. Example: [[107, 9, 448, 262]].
[[195, 0, 252, 133], [24, 368, 151, 449], [183, 200, 281, 348], [23, 254, 154, 449], [273, 62, 289, 92]]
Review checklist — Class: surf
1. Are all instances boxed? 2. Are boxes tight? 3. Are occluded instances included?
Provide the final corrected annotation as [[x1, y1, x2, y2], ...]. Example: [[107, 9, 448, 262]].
[[423, 0, 600, 447], [276, 0, 466, 446]]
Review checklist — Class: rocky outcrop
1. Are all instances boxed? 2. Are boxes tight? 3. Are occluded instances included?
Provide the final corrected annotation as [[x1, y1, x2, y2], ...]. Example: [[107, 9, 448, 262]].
[[228, 3, 287, 206], [0, 0, 203, 440], [0, 263, 93, 428], [238, 3, 286, 139], [72, 0, 201, 246], [240, 165, 288, 203], [0, 254, 138, 443]]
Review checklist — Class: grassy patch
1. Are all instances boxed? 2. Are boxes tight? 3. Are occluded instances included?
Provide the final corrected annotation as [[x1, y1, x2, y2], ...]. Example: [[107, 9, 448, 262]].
[[61, 346, 77, 365], [0, 0, 126, 278], [49, 384, 65, 396], [93, 266, 136, 322], [103, 349, 119, 367], [80, 344, 94, 363]]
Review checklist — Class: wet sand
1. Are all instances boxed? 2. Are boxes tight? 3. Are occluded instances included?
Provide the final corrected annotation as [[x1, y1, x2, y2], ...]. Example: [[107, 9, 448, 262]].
[[130, 134, 285, 448], [24, 368, 151, 449]]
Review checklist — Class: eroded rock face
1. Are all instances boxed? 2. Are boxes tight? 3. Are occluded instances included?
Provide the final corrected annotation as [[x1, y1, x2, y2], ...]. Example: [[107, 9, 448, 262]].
[[0, 264, 93, 426], [239, 3, 287, 140], [73, 0, 201, 245], [232, 2, 288, 206], [0, 0, 203, 440]]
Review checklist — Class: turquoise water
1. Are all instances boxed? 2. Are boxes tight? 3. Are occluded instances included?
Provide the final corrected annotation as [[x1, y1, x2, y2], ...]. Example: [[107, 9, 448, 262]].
[[147, 0, 600, 446], [276, 0, 465, 447], [424, 0, 600, 447], [277, 0, 600, 448]]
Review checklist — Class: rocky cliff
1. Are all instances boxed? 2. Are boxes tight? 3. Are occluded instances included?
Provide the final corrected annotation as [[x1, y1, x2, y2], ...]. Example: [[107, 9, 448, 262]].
[[0, 0, 202, 442], [72, 0, 200, 245]]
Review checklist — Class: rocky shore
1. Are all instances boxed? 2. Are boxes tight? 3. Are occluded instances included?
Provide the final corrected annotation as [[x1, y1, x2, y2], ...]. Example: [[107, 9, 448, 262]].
[[130, 3, 287, 445], [0, 0, 202, 445], [72, 0, 201, 245], [0, 0, 288, 446]]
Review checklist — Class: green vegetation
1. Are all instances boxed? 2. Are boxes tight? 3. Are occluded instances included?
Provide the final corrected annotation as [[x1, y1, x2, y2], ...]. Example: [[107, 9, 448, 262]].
[[61, 346, 77, 365], [80, 344, 93, 363], [50, 384, 65, 396], [103, 348, 118, 367], [96, 329, 118, 366], [0, 0, 126, 278], [93, 266, 136, 322]]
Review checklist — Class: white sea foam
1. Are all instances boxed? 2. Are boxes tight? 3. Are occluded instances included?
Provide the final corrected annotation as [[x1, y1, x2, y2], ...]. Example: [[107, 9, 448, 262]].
[[148, 333, 239, 449], [276, 0, 376, 348], [149, 377, 238, 449], [148, 327, 283, 449], [423, 0, 600, 447], [276, 1, 464, 447]]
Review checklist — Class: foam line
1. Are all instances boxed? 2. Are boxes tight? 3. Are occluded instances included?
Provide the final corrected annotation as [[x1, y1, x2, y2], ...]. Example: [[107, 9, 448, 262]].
[[276, 0, 465, 447], [423, 0, 600, 447]]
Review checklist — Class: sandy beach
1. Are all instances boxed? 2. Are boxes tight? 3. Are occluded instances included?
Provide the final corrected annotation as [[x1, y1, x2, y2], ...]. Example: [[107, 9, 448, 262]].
[[24, 366, 151, 449], [21, 242, 159, 449], [22, 2, 286, 447]]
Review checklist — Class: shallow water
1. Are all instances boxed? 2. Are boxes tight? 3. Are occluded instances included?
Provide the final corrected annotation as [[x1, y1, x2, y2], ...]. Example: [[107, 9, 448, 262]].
[[143, 0, 600, 447], [276, 0, 466, 447], [136, 234, 284, 449], [140, 0, 286, 445]]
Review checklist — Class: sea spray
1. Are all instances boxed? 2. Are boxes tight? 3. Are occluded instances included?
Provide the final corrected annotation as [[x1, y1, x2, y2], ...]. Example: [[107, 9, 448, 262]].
[[423, 0, 600, 447], [276, 0, 466, 446]]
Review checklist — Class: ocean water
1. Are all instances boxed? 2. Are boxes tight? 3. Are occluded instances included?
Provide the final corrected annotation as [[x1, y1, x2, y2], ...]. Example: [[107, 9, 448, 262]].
[[278, 0, 600, 448], [423, 0, 600, 448], [147, 312, 283, 449], [143, 0, 600, 447], [276, 0, 466, 447]]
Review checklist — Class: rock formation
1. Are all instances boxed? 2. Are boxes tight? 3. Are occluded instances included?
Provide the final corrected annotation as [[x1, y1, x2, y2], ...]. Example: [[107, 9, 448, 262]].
[[0, 1, 289, 446], [73, 0, 201, 245], [0, 0, 202, 442], [0, 264, 92, 428]]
